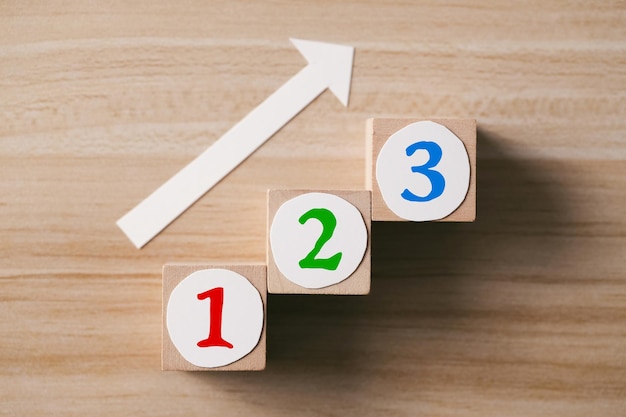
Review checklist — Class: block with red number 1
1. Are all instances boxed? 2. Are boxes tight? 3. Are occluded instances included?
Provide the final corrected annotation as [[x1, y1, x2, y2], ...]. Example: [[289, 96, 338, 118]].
[[162, 264, 266, 371]]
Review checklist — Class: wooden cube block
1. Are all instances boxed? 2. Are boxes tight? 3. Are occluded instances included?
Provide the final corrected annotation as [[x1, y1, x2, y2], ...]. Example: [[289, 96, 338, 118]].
[[366, 118, 476, 222], [267, 190, 371, 295], [162, 263, 266, 371]]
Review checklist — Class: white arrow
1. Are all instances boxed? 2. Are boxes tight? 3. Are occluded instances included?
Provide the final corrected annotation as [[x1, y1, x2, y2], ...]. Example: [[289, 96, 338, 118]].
[[117, 38, 355, 248]]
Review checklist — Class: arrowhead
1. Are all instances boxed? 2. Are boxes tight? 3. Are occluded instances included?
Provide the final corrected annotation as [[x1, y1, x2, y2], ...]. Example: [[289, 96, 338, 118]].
[[290, 38, 354, 107]]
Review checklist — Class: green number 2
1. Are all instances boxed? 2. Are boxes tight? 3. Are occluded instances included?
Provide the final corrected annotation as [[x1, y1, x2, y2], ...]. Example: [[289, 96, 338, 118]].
[[298, 208, 342, 271]]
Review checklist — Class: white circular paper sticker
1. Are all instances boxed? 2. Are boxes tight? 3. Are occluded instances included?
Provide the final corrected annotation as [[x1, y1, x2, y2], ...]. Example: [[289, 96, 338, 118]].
[[376, 120, 470, 221], [166, 269, 264, 368], [270, 192, 368, 289]]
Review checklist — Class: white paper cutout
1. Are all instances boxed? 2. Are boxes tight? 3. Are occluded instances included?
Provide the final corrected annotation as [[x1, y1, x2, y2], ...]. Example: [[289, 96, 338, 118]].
[[166, 269, 264, 368], [117, 39, 355, 249], [376, 121, 470, 221], [270, 192, 367, 289]]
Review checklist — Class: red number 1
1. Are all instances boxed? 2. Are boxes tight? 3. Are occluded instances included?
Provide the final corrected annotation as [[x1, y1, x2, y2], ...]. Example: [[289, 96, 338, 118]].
[[196, 287, 234, 349]]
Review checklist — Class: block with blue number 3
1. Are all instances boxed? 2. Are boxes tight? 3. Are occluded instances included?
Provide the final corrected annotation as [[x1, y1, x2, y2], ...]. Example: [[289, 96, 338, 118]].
[[267, 190, 371, 295], [366, 118, 476, 222]]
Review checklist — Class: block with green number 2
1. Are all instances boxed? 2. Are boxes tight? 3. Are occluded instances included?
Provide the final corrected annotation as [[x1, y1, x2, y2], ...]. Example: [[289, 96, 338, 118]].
[[267, 190, 371, 295]]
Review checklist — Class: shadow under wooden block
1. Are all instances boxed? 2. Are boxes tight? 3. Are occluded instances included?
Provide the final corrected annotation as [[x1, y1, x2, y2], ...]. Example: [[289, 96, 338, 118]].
[[267, 190, 371, 295], [162, 263, 266, 371], [366, 118, 476, 222]]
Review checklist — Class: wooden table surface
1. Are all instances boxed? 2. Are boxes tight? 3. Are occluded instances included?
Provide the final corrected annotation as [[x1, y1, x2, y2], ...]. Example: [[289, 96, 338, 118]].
[[2, 1, 625, 416]]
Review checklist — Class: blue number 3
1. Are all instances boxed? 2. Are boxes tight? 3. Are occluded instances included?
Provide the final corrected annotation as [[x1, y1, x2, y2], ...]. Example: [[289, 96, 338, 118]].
[[400, 141, 445, 202]]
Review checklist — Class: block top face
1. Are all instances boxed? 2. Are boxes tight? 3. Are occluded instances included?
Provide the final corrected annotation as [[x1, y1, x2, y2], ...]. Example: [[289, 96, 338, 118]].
[[367, 118, 476, 222], [269, 191, 368, 289], [376, 120, 470, 221], [166, 268, 264, 368], [267, 190, 371, 295], [162, 263, 266, 371]]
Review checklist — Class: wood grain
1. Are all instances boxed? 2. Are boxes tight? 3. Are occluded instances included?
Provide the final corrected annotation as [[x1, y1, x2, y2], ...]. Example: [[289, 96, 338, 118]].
[[1, 1, 625, 416]]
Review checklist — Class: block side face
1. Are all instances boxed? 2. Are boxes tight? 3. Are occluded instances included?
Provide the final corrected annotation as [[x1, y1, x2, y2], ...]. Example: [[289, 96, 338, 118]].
[[162, 264, 266, 371], [369, 118, 476, 222], [267, 190, 371, 295], [370, 118, 392, 222], [365, 118, 374, 191]]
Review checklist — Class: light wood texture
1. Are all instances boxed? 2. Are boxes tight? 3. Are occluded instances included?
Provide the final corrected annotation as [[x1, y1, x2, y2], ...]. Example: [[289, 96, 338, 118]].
[[366, 118, 476, 221], [1, 1, 625, 416], [162, 263, 266, 371], [267, 190, 371, 295]]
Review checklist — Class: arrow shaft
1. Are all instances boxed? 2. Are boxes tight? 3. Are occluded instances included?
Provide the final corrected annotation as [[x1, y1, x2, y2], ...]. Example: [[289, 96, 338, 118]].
[[117, 63, 328, 248]]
